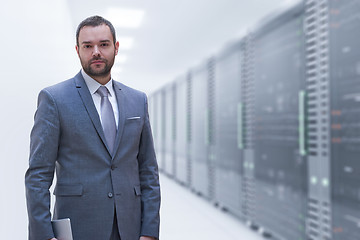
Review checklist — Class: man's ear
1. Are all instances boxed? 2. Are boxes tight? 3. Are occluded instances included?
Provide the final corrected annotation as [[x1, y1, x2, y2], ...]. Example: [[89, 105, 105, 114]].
[[115, 41, 119, 55], [75, 45, 80, 56]]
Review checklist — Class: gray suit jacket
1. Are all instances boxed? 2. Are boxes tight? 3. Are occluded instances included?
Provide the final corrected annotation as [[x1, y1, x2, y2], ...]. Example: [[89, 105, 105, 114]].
[[25, 72, 160, 240]]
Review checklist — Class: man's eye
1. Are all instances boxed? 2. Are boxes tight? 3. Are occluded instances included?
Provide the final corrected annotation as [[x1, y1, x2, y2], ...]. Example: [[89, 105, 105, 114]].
[[101, 43, 109, 47], [84, 45, 92, 49]]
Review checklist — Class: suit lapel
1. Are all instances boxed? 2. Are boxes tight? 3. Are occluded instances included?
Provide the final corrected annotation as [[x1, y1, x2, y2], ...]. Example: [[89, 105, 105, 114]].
[[74, 72, 111, 156], [112, 81, 125, 159]]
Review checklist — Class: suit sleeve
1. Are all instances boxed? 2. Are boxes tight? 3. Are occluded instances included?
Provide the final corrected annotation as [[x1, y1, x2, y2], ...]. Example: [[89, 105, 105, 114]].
[[138, 93, 161, 239], [25, 89, 60, 240]]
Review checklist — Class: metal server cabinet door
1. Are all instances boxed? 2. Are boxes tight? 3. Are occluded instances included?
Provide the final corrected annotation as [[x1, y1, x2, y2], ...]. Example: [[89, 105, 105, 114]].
[[304, 0, 332, 239], [151, 92, 159, 167], [175, 75, 189, 185], [214, 40, 244, 219], [160, 90, 167, 171], [252, 3, 307, 239], [164, 84, 175, 177], [148, 95, 155, 137], [148, 94, 159, 163], [190, 62, 211, 198], [329, 0, 360, 239], [154, 91, 165, 171]]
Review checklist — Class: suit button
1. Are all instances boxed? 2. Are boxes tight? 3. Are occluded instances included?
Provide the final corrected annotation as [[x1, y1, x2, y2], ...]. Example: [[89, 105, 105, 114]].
[[111, 165, 116, 170], [108, 192, 113, 198]]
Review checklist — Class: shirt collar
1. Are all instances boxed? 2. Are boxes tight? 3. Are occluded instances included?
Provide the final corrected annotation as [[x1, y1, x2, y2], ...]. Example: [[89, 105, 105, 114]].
[[81, 69, 114, 96]]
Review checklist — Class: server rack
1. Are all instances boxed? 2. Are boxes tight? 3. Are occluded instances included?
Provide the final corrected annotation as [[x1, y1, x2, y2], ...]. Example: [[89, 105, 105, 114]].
[[148, 94, 157, 165], [149, 91, 157, 165], [328, 0, 360, 239], [148, 94, 155, 137], [174, 74, 190, 185], [242, 33, 257, 228], [186, 73, 193, 187], [163, 83, 176, 177], [152, 90, 165, 171], [147, 1, 360, 240], [304, 1, 332, 239], [251, 2, 307, 239], [213, 40, 244, 218], [189, 60, 213, 198]]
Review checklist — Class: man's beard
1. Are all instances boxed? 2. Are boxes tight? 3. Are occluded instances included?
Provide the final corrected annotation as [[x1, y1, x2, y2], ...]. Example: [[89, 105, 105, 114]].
[[81, 55, 115, 78]]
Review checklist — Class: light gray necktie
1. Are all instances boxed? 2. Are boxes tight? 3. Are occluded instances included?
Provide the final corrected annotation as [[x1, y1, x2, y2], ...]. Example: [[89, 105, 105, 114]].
[[97, 86, 117, 154]]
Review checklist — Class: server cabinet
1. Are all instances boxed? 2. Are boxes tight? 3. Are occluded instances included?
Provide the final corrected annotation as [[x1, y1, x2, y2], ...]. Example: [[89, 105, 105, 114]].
[[304, 1, 332, 239], [148, 94, 157, 159], [150, 91, 158, 166], [241, 34, 257, 227], [328, 0, 360, 239], [163, 83, 176, 177], [189, 61, 213, 198], [152, 90, 165, 171], [148, 94, 155, 136], [174, 74, 190, 185], [213, 40, 244, 218], [252, 2, 307, 239]]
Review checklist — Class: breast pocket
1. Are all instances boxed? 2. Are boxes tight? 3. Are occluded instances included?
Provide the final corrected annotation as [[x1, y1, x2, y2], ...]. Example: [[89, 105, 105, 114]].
[[126, 116, 141, 121], [124, 117, 143, 133], [122, 117, 143, 147]]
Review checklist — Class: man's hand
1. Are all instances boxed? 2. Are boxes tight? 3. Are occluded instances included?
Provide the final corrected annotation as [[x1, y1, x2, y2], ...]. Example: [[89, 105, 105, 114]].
[[140, 236, 156, 240]]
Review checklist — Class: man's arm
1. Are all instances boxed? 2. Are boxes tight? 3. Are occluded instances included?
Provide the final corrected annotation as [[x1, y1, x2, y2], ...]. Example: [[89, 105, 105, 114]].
[[137, 93, 161, 239], [25, 89, 60, 240]]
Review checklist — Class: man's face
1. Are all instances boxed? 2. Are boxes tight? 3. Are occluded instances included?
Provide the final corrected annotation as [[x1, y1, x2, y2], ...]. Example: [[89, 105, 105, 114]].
[[76, 24, 119, 79]]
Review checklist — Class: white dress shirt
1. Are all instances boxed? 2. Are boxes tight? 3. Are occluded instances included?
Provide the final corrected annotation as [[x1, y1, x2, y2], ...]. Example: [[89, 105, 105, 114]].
[[81, 69, 119, 128]]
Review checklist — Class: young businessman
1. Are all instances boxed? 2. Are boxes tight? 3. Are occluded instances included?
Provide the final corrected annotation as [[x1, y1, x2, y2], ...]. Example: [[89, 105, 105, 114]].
[[25, 16, 160, 240]]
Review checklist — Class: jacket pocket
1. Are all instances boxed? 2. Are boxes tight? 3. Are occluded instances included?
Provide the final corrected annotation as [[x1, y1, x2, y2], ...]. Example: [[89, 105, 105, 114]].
[[134, 185, 142, 196], [54, 184, 83, 196], [126, 116, 141, 120]]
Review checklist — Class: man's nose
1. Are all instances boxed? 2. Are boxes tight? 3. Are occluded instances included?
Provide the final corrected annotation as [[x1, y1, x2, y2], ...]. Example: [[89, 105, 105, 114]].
[[92, 45, 101, 57]]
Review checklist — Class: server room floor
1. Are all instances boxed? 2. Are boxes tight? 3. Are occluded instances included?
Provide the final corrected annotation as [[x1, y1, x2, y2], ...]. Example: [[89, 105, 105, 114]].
[[159, 174, 265, 240]]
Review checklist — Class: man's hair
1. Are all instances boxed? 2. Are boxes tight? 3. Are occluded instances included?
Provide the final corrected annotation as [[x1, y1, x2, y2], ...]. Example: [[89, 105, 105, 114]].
[[76, 15, 116, 46]]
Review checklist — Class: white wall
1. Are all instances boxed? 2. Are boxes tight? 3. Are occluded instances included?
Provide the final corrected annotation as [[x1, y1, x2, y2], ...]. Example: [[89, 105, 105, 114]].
[[0, 0, 78, 238]]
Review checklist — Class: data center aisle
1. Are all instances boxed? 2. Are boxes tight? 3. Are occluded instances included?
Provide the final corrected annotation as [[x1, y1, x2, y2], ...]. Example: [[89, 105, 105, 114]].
[[159, 174, 264, 240]]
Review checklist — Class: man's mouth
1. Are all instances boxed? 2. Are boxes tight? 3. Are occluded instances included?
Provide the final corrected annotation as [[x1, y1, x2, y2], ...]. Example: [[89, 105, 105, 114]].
[[91, 60, 105, 64]]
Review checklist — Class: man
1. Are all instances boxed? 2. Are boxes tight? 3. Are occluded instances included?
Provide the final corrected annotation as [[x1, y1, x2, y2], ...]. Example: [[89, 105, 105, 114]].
[[25, 16, 160, 240]]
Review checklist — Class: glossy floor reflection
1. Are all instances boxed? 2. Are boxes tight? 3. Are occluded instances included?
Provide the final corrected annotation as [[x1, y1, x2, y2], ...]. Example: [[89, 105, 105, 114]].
[[159, 174, 265, 240]]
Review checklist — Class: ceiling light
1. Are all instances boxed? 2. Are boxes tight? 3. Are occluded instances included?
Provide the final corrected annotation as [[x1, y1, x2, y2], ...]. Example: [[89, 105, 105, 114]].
[[107, 8, 145, 28], [117, 37, 134, 50]]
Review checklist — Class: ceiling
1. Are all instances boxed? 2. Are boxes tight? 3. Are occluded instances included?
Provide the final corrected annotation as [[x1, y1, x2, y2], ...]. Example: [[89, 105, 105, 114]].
[[67, 0, 293, 94]]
